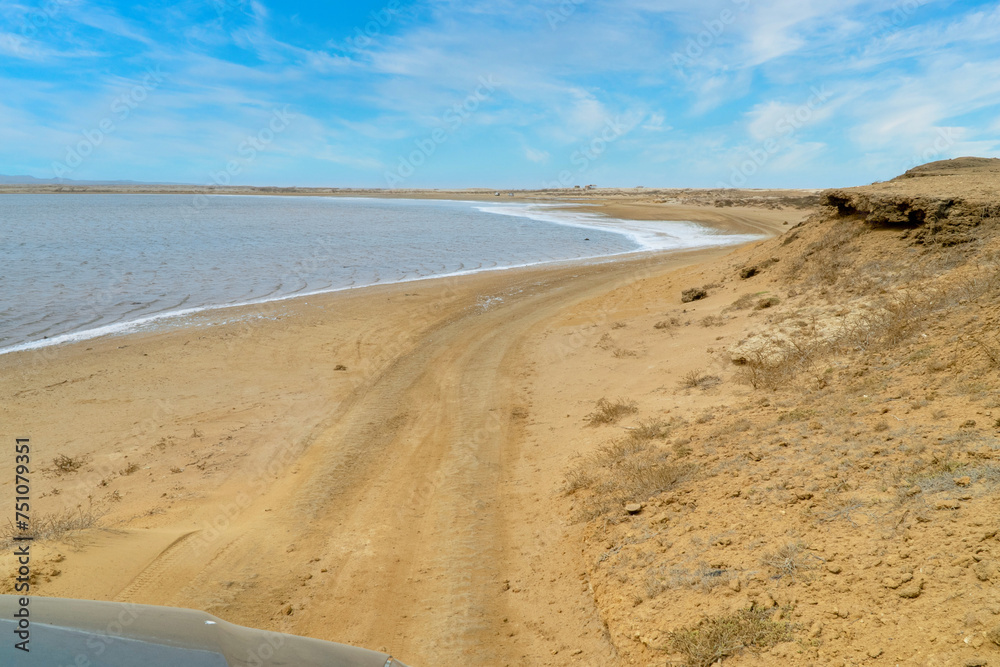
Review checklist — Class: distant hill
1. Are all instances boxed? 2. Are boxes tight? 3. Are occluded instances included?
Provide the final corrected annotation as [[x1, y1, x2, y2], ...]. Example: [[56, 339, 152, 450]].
[[0, 174, 167, 185], [895, 156, 1000, 179]]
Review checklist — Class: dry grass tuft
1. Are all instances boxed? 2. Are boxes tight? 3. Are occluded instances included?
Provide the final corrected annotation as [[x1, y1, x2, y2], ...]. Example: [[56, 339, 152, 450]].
[[655, 317, 681, 331], [627, 418, 673, 441], [682, 287, 708, 303], [0, 503, 104, 549], [680, 370, 722, 390], [585, 397, 638, 426], [760, 541, 816, 579], [51, 454, 87, 474], [971, 333, 1000, 367], [645, 563, 734, 598], [727, 292, 768, 311], [755, 296, 781, 310], [119, 461, 140, 476], [665, 607, 792, 667], [566, 437, 693, 519], [733, 349, 793, 390]]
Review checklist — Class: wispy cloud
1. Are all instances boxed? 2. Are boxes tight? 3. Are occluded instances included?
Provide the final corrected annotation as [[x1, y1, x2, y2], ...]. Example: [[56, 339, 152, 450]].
[[0, 0, 997, 187]]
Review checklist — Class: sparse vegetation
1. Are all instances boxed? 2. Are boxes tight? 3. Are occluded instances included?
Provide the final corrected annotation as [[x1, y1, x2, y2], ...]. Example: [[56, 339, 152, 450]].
[[971, 333, 1000, 367], [119, 461, 140, 476], [727, 292, 768, 311], [0, 502, 103, 549], [646, 563, 735, 598], [585, 397, 638, 426], [567, 165, 1000, 666], [665, 607, 792, 667], [732, 349, 792, 390], [755, 296, 780, 309], [681, 287, 708, 303], [565, 436, 693, 519], [51, 454, 87, 474], [627, 418, 673, 440], [760, 541, 816, 579], [679, 370, 722, 390], [654, 317, 681, 331]]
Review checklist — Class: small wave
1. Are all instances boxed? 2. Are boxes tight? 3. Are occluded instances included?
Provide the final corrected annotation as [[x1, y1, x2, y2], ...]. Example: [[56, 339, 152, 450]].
[[475, 203, 762, 252]]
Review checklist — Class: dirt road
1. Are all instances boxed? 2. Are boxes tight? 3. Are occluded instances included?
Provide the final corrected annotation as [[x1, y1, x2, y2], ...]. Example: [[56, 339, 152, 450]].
[[97, 251, 722, 666]]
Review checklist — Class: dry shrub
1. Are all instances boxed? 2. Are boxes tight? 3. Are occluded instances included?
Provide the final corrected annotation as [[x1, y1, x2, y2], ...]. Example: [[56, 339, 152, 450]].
[[566, 438, 692, 520], [613, 347, 638, 358], [837, 291, 937, 351], [760, 541, 817, 579], [682, 288, 708, 303], [700, 315, 725, 327], [585, 397, 638, 426], [51, 454, 87, 474], [735, 290, 943, 391], [680, 370, 722, 390], [646, 563, 733, 598], [727, 292, 766, 311], [666, 607, 791, 667], [971, 333, 1000, 367], [0, 503, 104, 549], [953, 257, 1000, 302], [803, 218, 864, 286], [564, 464, 596, 494], [627, 418, 673, 440], [733, 349, 794, 390], [755, 296, 780, 310]]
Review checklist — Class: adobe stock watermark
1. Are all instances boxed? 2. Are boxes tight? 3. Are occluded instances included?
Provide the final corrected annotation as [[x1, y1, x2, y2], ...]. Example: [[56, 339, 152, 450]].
[[52, 67, 166, 179], [672, 0, 751, 73], [200, 106, 295, 189], [717, 85, 832, 188], [344, 0, 416, 49], [541, 114, 640, 189], [211, 0, 252, 20], [873, 0, 931, 40], [17, 0, 70, 40], [547, 0, 585, 30], [900, 127, 959, 173], [384, 76, 499, 187]]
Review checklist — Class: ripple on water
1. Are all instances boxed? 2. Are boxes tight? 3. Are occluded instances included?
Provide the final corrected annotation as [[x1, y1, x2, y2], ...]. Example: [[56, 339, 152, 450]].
[[0, 195, 756, 354]]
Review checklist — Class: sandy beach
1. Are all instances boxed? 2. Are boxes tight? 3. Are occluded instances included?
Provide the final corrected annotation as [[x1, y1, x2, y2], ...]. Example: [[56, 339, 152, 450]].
[[0, 196, 800, 664]]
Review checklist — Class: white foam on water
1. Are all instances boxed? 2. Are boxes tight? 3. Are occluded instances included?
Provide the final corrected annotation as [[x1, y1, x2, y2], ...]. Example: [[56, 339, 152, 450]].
[[475, 203, 763, 251]]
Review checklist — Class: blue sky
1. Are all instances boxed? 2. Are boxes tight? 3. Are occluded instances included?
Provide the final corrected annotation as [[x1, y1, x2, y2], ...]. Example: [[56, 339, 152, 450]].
[[1, 0, 999, 188]]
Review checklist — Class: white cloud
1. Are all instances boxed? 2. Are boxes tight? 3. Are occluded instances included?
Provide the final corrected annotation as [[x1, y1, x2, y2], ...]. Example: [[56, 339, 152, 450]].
[[641, 113, 670, 132], [524, 147, 550, 163]]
